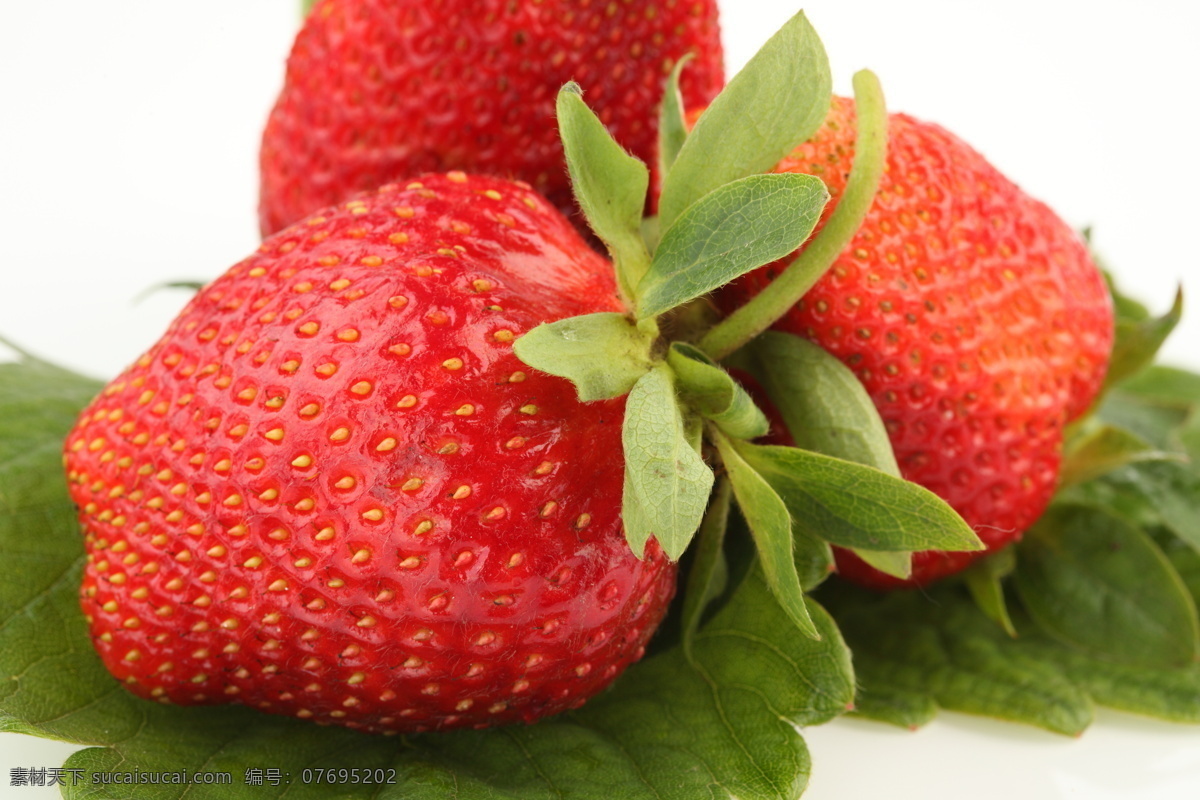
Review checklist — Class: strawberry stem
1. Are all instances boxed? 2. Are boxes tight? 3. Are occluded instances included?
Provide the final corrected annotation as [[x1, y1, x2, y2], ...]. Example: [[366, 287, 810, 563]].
[[696, 70, 888, 362]]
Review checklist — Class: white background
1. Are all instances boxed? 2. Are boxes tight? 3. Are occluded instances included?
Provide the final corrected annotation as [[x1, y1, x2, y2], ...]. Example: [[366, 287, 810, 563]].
[[1, 1, 1198, 798]]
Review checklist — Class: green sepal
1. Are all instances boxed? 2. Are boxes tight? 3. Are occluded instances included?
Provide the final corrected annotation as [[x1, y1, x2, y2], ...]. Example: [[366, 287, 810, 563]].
[[667, 342, 768, 440], [852, 549, 913, 581], [696, 68, 887, 362], [1014, 504, 1200, 669], [621, 364, 714, 561], [681, 477, 732, 659], [1103, 267, 1153, 322], [792, 522, 837, 592], [658, 54, 692, 180], [1059, 422, 1181, 487], [636, 173, 828, 319], [713, 431, 820, 639], [513, 312, 655, 402], [556, 82, 652, 299], [735, 331, 901, 476], [1103, 286, 1183, 393], [735, 442, 982, 555], [657, 11, 832, 231], [962, 546, 1019, 638]]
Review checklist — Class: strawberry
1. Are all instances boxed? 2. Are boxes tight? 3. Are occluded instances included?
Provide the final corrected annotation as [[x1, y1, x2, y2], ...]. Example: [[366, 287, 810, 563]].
[[258, 0, 724, 236], [722, 96, 1114, 589], [63, 172, 675, 733]]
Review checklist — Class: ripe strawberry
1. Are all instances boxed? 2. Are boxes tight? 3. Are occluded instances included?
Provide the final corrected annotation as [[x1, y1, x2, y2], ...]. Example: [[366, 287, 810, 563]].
[[63, 172, 675, 733], [258, 0, 724, 236], [723, 96, 1114, 589]]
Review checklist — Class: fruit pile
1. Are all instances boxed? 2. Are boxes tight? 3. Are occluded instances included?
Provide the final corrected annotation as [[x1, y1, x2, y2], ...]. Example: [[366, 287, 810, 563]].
[[58, 0, 1119, 729], [4, 1, 1197, 796]]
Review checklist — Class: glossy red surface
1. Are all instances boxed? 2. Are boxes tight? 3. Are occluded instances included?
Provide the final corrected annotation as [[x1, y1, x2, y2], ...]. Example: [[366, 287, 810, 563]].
[[65, 173, 675, 732]]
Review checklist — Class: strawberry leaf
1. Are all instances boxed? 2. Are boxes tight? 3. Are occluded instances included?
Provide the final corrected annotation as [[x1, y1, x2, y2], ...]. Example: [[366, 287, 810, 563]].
[[1099, 364, 1200, 458], [621, 364, 713, 560], [1119, 363, 1200, 407], [657, 54, 692, 179], [556, 83, 652, 299], [0, 353, 856, 798], [713, 431, 819, 639], [680, 477, 731, 657], [736, 442, 983, 555], [636, 173, 828, 319], [667, 342, 768, 440], [697, 69, 887, 362], [1088, 461, 1200, 555], [962, 546, 1019, 638], [1058, 423, 1181, 487], [1102, 286, 1183, 392], [822, 582, 1099, 735], [823, 576, 1200, 734], [851, 549, 913, 581], [513, 312, 654, 402], [1014, 504, 1199, 669], [657, 11, 831, 231], [734, 331, 901, 476], [1098, 263, 1152, 322]]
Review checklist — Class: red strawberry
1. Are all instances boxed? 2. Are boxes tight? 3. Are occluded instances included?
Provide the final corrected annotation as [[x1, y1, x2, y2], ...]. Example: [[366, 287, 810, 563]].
[[63, 172, 675, 733], [259, 0, 724, 236], [722, 96, 1114, 589]]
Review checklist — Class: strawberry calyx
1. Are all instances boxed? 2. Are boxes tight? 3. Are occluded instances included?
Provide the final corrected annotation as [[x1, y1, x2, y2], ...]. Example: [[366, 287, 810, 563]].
[[515, 11, 984, 638], [697, 68, 890, 362]]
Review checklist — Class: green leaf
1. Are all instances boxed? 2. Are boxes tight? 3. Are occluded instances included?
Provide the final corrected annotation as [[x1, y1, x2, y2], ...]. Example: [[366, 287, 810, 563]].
[[1118, 363, 1200, 407], [556, 83, 652, 299], [1098, 364, 1200, 464], [637, 173, 828, 318], [657, 10, 832, 231], [513, 312, 654, 402], [1059, 423, 1180, 487], [851, 549, 912, 581], [696, 69, 887, 362], [714, 432, 819, 639], [1096, 461, 1200, 555], [621, 364, 714, 560], [681, 477, 731, 657], [1157, 526, 1200, 606], [1096, 389, 1192, 452], [736, 331, 900, 476], [822, 582, 1097, 734], [1103, 287, 1183, 392], [962, 546, 1019, 638], [733, 332, 914, 579], [736, 443, 982, 554], [791, 529, 836, 594], [657, 54, 692, 180], [1014, 504, 1200, 669], [822, 494, 1200, 735], [1103, 268, 1152, 323], [667, 342, 768, 440]]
